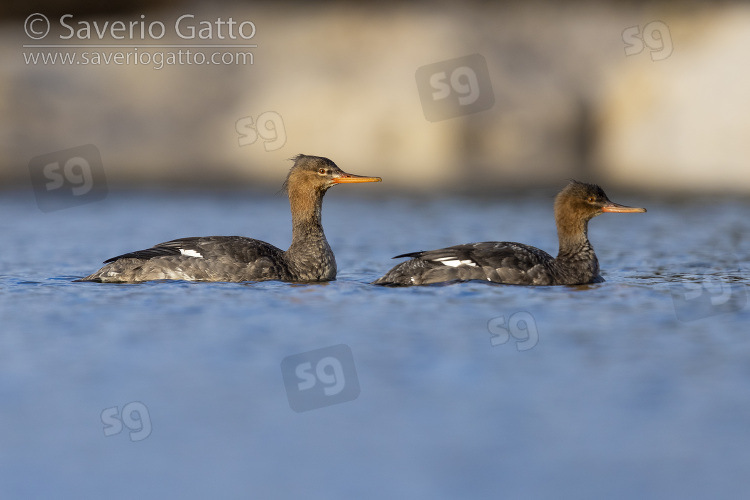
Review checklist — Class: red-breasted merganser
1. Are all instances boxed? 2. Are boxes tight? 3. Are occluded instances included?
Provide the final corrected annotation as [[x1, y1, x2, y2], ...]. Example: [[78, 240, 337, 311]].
[[78, 155, 381, 283], [373, 180, 646, 286]]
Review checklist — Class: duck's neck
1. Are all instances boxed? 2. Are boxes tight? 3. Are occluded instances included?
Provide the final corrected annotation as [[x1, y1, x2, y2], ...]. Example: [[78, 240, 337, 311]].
[[285, 185, 336, 278], [554, 214, 599, 278]]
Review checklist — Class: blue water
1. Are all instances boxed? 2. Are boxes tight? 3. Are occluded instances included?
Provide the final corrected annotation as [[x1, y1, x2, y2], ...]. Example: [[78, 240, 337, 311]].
[[1, 190, 749, 499]]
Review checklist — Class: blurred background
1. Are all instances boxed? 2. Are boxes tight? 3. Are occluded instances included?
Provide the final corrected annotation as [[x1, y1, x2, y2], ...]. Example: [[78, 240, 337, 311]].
[[3, 0, 749, 195]]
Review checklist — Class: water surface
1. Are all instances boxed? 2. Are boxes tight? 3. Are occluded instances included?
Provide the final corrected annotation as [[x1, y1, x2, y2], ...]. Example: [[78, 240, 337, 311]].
[[1, 190, 749, 499]]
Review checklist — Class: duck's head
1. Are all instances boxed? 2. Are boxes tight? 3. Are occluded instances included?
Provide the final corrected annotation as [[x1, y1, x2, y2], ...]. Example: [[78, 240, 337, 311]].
[[555, 180, 646, 227], [284, 154, 381, 195]]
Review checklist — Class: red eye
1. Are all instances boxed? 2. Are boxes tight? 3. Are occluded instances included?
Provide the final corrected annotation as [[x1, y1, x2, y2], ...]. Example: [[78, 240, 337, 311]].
[[318, 168, 326, 174]]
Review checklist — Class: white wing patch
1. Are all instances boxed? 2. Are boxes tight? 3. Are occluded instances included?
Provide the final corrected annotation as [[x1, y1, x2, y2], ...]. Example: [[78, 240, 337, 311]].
[[433, 257, 477, 267], [179, 249, 203, 258]]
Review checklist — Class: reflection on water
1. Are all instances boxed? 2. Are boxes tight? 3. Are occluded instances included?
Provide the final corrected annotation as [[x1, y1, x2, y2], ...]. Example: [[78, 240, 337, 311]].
[[0, 191, 749, 499]]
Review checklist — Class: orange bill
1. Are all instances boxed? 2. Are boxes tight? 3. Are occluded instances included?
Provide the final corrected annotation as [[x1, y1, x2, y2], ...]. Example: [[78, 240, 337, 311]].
[[332, 172, 382, 184], [601, 202, 647, 213]]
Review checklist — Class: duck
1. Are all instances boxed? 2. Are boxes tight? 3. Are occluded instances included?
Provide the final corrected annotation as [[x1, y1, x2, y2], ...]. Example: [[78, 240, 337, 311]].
[[78, 154, 381, 283], [373, 180, 645, 286]]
